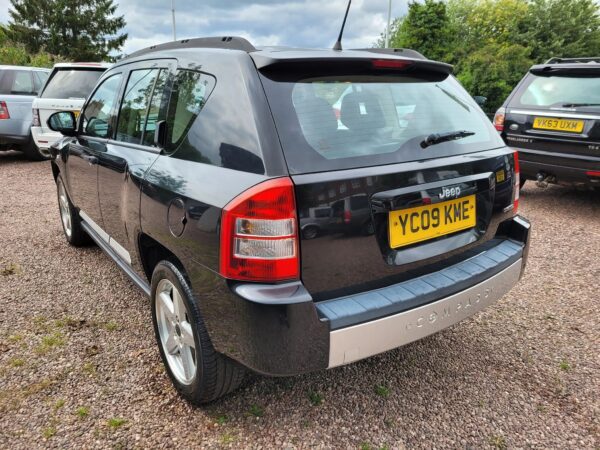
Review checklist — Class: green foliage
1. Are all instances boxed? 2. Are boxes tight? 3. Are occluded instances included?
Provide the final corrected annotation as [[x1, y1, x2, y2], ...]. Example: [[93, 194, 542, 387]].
[[379, 0, 600, 112], [7, 0, 126, 62], [392, 0, 452, 61]]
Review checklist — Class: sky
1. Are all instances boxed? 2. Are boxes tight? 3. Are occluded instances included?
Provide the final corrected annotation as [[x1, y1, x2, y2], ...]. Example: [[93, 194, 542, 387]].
[[0, 0, 411, 55]]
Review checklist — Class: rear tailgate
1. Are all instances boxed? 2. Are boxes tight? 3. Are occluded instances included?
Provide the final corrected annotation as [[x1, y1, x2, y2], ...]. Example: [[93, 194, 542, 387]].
[[257, 54, 518, 299], [292, 149, 517, 298]]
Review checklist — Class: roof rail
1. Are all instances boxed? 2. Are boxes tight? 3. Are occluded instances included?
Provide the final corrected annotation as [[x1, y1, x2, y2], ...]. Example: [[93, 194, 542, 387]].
[[124, 36, 257, 60], [545, 57, 600, 64], [352, 47, 427, 60]]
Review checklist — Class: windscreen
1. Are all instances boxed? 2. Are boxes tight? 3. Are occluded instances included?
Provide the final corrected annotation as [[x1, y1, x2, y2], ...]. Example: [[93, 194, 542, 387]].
[[41, 68, 105, 99], [261, 73, 503, 174], [512, 73, 600, 111]]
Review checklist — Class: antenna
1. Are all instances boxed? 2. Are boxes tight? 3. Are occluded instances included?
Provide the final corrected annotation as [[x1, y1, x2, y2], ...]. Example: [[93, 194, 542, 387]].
[[333, 0, 352, 51]]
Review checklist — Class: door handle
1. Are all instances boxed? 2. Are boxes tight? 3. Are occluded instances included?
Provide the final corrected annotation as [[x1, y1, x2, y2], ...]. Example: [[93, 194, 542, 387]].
[[82, 155, 98, 165]]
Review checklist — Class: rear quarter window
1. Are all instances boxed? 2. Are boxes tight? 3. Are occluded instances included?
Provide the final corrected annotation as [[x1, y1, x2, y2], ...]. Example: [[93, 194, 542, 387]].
[[41, 69, 105, 99], [0, 70, 37, 95]]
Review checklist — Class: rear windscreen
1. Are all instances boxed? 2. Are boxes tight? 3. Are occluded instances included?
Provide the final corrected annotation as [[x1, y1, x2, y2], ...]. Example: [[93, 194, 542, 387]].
[[512, 73, 600, 111], [0, 69, 39, 95], [41, 68, 105, 99], [260, 73, 503, 174]]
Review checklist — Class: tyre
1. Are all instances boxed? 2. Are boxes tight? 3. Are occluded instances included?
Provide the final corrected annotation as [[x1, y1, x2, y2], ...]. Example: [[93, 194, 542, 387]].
[[151, 261, 245, 404], [56, 175, 91, 246], [21, 134, 50, 161], [302, 225, 319, 240], [362, 221, 375, 236]]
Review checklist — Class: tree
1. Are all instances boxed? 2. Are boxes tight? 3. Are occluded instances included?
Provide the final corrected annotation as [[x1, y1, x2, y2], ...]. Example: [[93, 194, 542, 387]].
[[7, 0, 127, 62], [388, 0, 452, 61]]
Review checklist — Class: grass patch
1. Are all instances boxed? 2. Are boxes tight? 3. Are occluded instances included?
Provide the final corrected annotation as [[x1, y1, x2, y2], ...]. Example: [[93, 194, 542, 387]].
[[1, 262, 22, 276], [9, 358, 24, 367], [559, 359, 571, 371], [35, 332, 66, 355], [7, 334, 23, 343], [489, 435, 507, 450], [76, 406, 90, 418], [103, 321, 120, 332], [374, 384, 390, 398], [247, 404, 264, 418], [42, 426, 56, 439], [53, 399, 65, 410], [220, 432, 236, 444], [82, 362, 96, 375], [215, 414, 228, 425], [308, 390, 323, 406], [107, 417, 127, 429]]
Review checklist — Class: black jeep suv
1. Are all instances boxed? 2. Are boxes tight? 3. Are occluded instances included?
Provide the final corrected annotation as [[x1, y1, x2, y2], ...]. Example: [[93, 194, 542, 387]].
[[47, 37, 530, 404], [494, 57, 600, 189]]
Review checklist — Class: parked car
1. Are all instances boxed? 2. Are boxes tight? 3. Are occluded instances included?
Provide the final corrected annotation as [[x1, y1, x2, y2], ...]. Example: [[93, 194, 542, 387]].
[[47, 37, 530, 405], [494, 57, 600, 189], [31, 62, 110, 157], [299, 206, 332, 239], [0, 65, 50, 160]]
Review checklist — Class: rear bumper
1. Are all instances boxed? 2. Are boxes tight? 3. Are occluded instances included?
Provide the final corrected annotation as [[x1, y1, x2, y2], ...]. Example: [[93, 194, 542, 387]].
[[514, 147, 600, 187], [198, 216, 530, 376]]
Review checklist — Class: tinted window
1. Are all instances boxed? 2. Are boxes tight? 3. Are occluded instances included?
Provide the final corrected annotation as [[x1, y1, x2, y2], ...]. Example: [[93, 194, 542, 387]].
[[166, 69, 215, 151], [33, 71, 49, 92], [41, 69, 105, 99], [261, 74, 504, 174], [142, 69, 169, 147], [512, 73, 600, 111], [82, 74, 122, 138], [116, 68, 159, 145]]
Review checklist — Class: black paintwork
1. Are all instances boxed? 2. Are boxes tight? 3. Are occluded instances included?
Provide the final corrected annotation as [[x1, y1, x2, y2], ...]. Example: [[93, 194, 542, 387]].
[[50, 41, 529, 375], [500, 63, 600, 187]]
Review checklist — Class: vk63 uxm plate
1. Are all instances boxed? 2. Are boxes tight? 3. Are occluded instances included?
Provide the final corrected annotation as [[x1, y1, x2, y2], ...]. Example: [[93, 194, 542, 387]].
[[389, 195, 476, 249], [532, 117, 584, 133]]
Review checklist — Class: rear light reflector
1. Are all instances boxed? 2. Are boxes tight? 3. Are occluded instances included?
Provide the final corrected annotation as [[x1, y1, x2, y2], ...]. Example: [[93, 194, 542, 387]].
[[220, 178, 299, 282], [32, 108, 40, 127], [586, 170, 600, 177], [493, 107, 506, 132], [372, 59, 413, 70], [0, 101, 9, 120], [513, 151, 520, 213]]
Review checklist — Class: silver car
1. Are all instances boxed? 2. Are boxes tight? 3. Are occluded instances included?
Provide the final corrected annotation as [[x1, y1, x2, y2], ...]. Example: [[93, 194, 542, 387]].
[[0, 65, 50, 160]]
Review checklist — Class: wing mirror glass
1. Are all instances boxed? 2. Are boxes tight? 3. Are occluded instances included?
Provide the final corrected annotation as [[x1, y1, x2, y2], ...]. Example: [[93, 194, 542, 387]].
[[47, 111, 77, 136]]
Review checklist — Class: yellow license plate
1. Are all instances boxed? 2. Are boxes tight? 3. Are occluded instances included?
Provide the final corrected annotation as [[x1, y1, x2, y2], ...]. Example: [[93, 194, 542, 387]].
[[533, 117, 584, 133], [389, 195, 476, 249]]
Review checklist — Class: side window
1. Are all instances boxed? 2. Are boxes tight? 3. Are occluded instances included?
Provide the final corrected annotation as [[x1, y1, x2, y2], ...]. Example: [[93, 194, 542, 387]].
[[82, 74, 122, 139], [165, 69, 216, 152], [116, 69, 160, 144], [142, 69, 168, 147], [11, 71, 35, 95], [33, 72, 48, 93]]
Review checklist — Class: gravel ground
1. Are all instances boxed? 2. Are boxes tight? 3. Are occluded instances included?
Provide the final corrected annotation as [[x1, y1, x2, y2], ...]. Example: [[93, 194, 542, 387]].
[[0, 150, 598, 449]]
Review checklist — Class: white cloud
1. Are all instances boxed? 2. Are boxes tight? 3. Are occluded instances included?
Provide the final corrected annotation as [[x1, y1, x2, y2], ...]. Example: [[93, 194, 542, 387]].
[[0, 0, 411, 55]]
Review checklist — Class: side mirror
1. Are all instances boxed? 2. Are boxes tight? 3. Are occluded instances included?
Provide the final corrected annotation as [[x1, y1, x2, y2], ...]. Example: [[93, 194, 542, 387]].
[[154, 120, 167, 149], [473, 96, 487, 108], [47, 111, 77, 136]]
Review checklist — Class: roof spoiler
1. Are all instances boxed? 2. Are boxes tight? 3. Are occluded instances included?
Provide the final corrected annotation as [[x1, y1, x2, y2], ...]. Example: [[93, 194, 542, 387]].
[[530, 64, 600, 76], [252, 54, 453, 77]]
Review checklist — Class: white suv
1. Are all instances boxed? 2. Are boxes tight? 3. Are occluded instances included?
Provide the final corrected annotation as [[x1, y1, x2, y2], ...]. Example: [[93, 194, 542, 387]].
[[31, 62, 110, 156]]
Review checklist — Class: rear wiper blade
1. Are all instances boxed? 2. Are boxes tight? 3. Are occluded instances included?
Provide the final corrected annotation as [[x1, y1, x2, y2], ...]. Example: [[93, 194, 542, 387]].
[[420, 130, 475, 148], [561, 103, 600, 107]]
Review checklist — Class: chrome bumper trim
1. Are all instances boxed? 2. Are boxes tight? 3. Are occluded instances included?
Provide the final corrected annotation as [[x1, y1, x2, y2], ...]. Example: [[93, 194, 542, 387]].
[[328, 259, 522, 368]]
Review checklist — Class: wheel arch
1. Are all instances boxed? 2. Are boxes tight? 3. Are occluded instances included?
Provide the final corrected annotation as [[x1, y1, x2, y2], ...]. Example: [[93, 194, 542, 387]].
[[137, 233, 192, 287]]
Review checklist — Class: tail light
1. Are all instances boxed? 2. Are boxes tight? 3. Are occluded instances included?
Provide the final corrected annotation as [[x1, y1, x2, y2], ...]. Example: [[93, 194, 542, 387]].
[[372, 59, 413, 70], [513, 151, 520, 213], [220, 177, 299, 282], [0, 101, 9, 120], [493, 107, 506, 132], [586, 170, 600, 177], [32, 108, 40, 127], [343, 210, 352, 224]]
